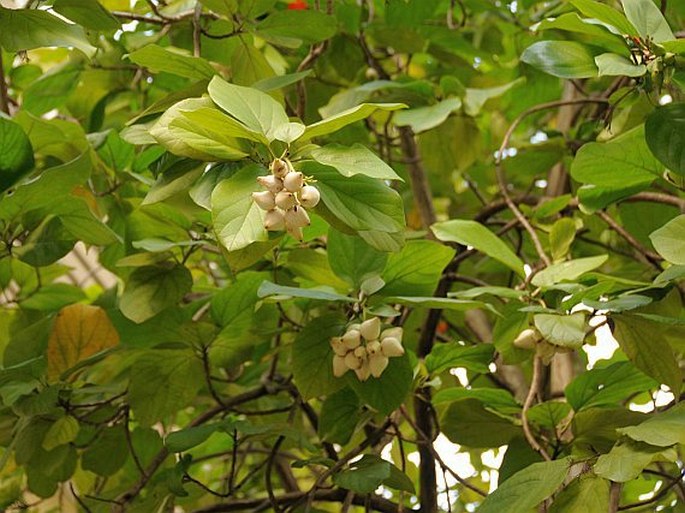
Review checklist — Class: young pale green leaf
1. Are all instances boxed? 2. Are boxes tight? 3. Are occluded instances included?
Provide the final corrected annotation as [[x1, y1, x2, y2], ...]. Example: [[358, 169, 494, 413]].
[[645, 103, 685, 177], [327, 228, 388, 288], [650, 215, 685, 264], [477, 458, 570, 513], [52, 0, 120, 30], [302, 103, 406, 140], [127, 45, 216, 79], [549, 475, 610, 513], [425, 343, 494, 375], [252, 70, 313, 92], [532, 13, 627, 54], [618, 401, 685, 447], [570, 0, 638, 36], [0, 117, 34, 191], [621, 0, 674, 43], [595, 53, 646, 77], [381, 240, 454, 296], [393, 97, 462, 133], [310, 143, 402, 180], [257, 281, 355, 302], [211, 165, 268, 253], [594, 441, 668, 482], [207, 76, 289, 141], [613, 314, 681, 394], [0, 6, 96, 55], [128, 349, 205, 427], [42, 416, 79, 451], [565, 361, 656, 411], [272, 122, 305, 144], [119, 264, 193, 324], [549, 217, 576, 262], [521, 41, 598, 79], [179, 107, 269, 144], [531, 255, 608, 287], [464, 78, 524, 116], [533, 312, 586, 349], [570, 125, 662, 188], [431, 219, 525, 276]]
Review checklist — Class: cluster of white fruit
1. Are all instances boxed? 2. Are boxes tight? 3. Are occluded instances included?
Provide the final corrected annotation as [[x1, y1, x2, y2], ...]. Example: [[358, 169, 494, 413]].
[[513, 328, 572, 364], [252, 158, 321, 241], [330, 317, 405, 381]]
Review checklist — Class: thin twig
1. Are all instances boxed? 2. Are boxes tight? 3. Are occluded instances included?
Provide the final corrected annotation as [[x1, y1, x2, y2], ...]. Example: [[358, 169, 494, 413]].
[[521, 355, 551, 461], [0, 51, 10, 115], [596, 210, 663, 269]]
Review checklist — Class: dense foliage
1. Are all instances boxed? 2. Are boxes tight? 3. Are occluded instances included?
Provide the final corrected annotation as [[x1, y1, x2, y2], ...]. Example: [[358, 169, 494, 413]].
[[1, 0, 685, 511]]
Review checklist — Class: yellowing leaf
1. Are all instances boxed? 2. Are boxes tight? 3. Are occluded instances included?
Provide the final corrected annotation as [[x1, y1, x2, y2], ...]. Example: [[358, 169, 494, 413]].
[[47, 304, 119, 380]]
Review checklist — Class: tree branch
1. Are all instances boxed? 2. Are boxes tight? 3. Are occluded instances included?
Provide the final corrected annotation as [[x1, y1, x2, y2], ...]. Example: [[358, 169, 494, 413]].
[[0, 51, 10, 115], [521, 355, 551, 461]]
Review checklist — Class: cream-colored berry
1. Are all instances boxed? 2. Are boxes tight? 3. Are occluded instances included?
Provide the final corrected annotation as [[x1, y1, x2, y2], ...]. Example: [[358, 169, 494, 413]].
[[330, 337, 347, 356], [381, 337, 404, 357], [380, 327, 403, 343], [333, 354, 349, 377], [355, 359, 371, 381], [360, 317, 381, 341], [283, 171, 304, 192], [513, 328, 541, 350], [299, 185, 320, 208], [264, 209, 285, 231], [369, 353, 389, 378], [342, 329, 361, 350], [366, 340, 381, 356], [270, 158, 289, 178], [287, 225, 304, 241], [275, 190, 297, 210], [257, 175, 283, 193], [344, 351, 362, 370], [284, 205, 310, 229], [252, 191, 275, 210]]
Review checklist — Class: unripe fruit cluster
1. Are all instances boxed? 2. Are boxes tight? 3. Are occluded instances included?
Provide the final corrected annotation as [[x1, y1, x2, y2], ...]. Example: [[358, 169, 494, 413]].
[[330, 317, 405, 381], [513, 327, 572, 364], [252, 158, 320, 241]]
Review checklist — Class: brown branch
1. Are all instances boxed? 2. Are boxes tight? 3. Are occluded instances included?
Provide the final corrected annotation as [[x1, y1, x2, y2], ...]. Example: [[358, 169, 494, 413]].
[[618, 470, 685, 510], [0, 51, 10, 115], [399, 127, 437, 231], [596, 210, 663, 270], [521, 355, 551, 461], [622, 191, 685, 211]]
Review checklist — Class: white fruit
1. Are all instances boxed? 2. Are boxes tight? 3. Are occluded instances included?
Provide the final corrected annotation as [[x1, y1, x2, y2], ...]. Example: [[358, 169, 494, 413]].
[[360, 317, 381, 341], [381, 337, 404, 357], [299, 185, 320, 208], [380, 327, 403, 343], [284, 205, 310, 229], [275, 190, 297, 210], [333, 355, 349, 377], [344, 351, 362, 370], [369, 354, 389, 378], [366, 340, 381, 356], [513, 328, 541, 350], [252, 191, 275, 210], [270, 158, 289, 178], [330, 337, 347, 356], [342, 329, 361, 350], [355, 359, 371, 381], [348, 323, 361, 332], [287, 225, 304, 241], [283, 171, 304, 192], [257, 175, 283, 193], [263, 209, 285, 231], [353, 346, 367, 359]]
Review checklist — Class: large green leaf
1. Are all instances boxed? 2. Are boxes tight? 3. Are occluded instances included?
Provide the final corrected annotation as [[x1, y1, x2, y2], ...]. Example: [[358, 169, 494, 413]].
[[464, 79, 524, 117], [393, 97, 462, 133], [211, 165, 269, 252], [0, 117, 34, 191], [0, 6, 96, 55], [531, 255, 608, 287], [302, 103, 406, 140], [333, 455, 414, 494], [119, 264, 193, 324], [549, 475, 610, 513], [571, 125, 662, 188], [381, 240, 454, 296], [521, 41, 598, 79], [318, 388, 361, 445], [441, 399, 521, 448], [327, 228, 388, 288], [347, 353, 413, 414], [128, 349, 204, 426], [595, 53, 646, 77], [621, 0, 674, 43], [613, 314, 681, 394], [533, 312, 586, 349], [645, 103, 685, 176], [570, 0, 638, 35], [476, 458, 570, 513], [618, 401, 685, 447], [255, 9, 337, 47], [127, 45, 216, 80], [310, 143, 402, 180], [594, 441, 669, 482], [533, 13, 627, 53], [257, 281, 354, 302], [425, 343, 494, 375], [52, 0, 120, 31], [210, 271, 265, 326], [650, 215, 685, 264], [385, 296, 492, 313], [431, 219, 525, 276], [207, 76, 289, 141]]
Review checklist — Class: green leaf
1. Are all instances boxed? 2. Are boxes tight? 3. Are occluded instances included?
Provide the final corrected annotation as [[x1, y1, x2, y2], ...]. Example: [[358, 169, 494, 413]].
[[255, 10, 337, 46], [570, 0, 638, 36], [565, 361, 656, 411], [433, 387, 521, 414], [431, 219, 525, 276], [272, 122, 305, 144], [621, 0, 674, 43], [20, 283, 86, 312], [257, 281, 354, 302], [393, 97, 462, 133], [527, 402, 572, 430], [348, 353, 413, 414], [613, 314, 681, 394], [292, 315, 347, 400], [42, 416, 79, 451], [310, 143, 402, 180], [549, 475, 610, 513], [594, 441, 668, 482], [645, 103, 685, 176], [327, 228, 388, 288], [464, 78, 524, 117], [549, 217, 576, 262], [531, 255, 608, 287], [333, 455, 390, 494], [143, 159, 205, 206], [532, 13, 627, 53], [52, 0, 120, 31], [381, 240, 454, 296], [252, 70, 313, 92], [287, 248, 348, 290], [15, 217, 75, 267], [0, 117, 34, 191], [207, 76, 289, 141], [533, 312, 586, 349], [385, 296, 493, 313], [211, 165, 269, 252], [305, 162, 405, 234], [0, 6, 96, 55], [595, 53, 646, 77], [618, 401, 685, 447], [302, 103, 406, 140], [441, 399, 521, 448], [22, 66, 81, 116], [119, 264, 193, 324], [128, 349, 205, 427], [165, 423, 226, 452], [211, 271, 265, 326], [476, 458, 570, 513], [81, 426, 128, 476], [127, 45, 216, 80], [318, 388, 360, 445], [650, 215, 685, 264], [425, 343, 494, 375], [521, 41, 598, 79], [570, 125, 662, 188]]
